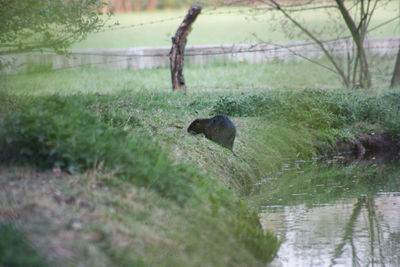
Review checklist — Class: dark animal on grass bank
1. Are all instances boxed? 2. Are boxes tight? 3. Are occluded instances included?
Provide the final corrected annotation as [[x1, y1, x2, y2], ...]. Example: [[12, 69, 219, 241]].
[[187, 115, 236, 150]]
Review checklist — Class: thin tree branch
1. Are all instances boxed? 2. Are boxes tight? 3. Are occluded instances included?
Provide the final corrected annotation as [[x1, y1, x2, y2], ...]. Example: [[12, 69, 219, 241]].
[[259, 0, 350, 87], [365, 0, 379, 31], [335, 0, 371, 87], [254, 38, 338, 74], [281, 5, 337, 12]]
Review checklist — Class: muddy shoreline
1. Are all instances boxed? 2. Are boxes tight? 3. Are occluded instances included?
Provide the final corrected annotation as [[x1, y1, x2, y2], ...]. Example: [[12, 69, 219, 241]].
[[334, 131, 400, 160]]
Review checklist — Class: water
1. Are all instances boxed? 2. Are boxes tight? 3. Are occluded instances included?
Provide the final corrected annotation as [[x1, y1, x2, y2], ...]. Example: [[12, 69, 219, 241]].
[[255, 156, 400, 267]]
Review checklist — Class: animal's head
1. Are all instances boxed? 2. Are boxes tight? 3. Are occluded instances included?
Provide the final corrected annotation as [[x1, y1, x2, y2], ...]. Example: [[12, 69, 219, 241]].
[[187, 119, 203, 134]]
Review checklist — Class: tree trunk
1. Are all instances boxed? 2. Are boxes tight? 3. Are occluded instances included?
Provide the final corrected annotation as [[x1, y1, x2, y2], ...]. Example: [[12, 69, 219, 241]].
[[390, 46, 400, 88], [335, 0, 371, 88], [122, 0, 132, 12], [147, 0, 158, 11], [169, 6, 202, 91]]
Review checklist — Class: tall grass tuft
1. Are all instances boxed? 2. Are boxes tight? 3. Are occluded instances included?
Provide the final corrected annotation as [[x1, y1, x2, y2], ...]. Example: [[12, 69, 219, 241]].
[[0, 96, 197, 204], [0, 223, 48, 267], [212, 89, 400, 135]]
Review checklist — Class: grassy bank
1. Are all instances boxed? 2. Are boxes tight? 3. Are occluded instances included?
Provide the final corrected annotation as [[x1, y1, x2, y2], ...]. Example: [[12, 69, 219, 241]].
[[0, 91, 279, 266], [1, 62, 400, 266]]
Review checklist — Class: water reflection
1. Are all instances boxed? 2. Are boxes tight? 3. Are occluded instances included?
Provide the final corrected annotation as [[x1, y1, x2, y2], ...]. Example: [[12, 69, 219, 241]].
[[257, 158, 400, 267]]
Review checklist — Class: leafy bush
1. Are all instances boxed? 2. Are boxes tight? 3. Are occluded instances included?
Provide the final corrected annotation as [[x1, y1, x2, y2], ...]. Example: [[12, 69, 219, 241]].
[[0, 104, 114, 171], [0, 97, 197, 204], [212, 89, 400, 135], [212, 93, 281, 117], [212, 95, 255, 117]]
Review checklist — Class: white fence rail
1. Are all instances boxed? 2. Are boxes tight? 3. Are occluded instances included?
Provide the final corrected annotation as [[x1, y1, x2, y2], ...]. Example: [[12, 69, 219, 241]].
[[2, 37, 399, 74]]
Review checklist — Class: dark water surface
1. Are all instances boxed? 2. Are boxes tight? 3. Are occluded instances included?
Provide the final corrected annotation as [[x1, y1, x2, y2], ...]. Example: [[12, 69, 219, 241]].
[[256, 155, 400, 267]]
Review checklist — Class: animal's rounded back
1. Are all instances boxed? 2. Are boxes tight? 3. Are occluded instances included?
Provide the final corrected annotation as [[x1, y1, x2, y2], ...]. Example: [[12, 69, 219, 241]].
[[188, 115, 236, 150]]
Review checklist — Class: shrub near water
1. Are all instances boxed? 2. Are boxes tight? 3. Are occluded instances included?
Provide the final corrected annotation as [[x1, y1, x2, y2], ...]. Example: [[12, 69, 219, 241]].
[[0, 97, 195, 203], [213, 89, 400, 134], [0, 102, 109, 171]]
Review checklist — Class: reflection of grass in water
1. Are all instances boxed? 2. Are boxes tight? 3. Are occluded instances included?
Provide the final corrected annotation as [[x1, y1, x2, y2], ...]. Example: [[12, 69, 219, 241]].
[[253, 159, 400, 206]]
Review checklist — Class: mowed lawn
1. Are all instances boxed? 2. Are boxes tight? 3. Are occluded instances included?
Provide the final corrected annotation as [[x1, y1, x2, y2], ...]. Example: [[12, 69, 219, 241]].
[[71, 1, 399, 50]]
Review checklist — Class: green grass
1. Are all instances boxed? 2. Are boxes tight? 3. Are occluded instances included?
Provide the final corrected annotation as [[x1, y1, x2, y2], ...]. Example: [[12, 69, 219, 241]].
[[0, 223, 48, 267], [3, 55, 397, 94], [0, 66, 285, 266], [1, 57, 399, 266], [71, 2, 399, 49], [0, 96, 200, 204], [0, 107, 280, 266]]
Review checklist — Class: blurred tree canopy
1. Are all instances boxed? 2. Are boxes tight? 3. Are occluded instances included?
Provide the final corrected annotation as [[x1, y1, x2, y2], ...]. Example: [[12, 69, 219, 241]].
[[0, 0, 107, 55], [102, 0, 218, 12]]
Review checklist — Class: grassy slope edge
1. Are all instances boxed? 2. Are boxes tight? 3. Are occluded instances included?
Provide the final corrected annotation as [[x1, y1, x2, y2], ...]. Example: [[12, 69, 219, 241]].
[[0, 91, 280, 266], [1, 65, 400, 266]]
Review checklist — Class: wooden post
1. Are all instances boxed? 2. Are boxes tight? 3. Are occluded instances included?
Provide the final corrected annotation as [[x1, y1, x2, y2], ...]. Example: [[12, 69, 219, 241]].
[[169, 6, 202, 91]]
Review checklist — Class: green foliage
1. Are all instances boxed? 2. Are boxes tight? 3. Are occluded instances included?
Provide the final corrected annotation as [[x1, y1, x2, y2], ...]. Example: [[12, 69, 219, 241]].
[[380, 92, 400, 137], [0, 99, 113, 171], [0, 96, 196, 204], [0, 223, 48, 267], [0, 0, 106, 55], [316, 128, 356, 148], [106, 248, 150, 267], [212, 93, 281, 117], [99, 109, 141, 128], [212, 89, 400, 136], [384, 117, 400, 137], [114, 136, 199, 204], [2, 64, 400, 266]]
